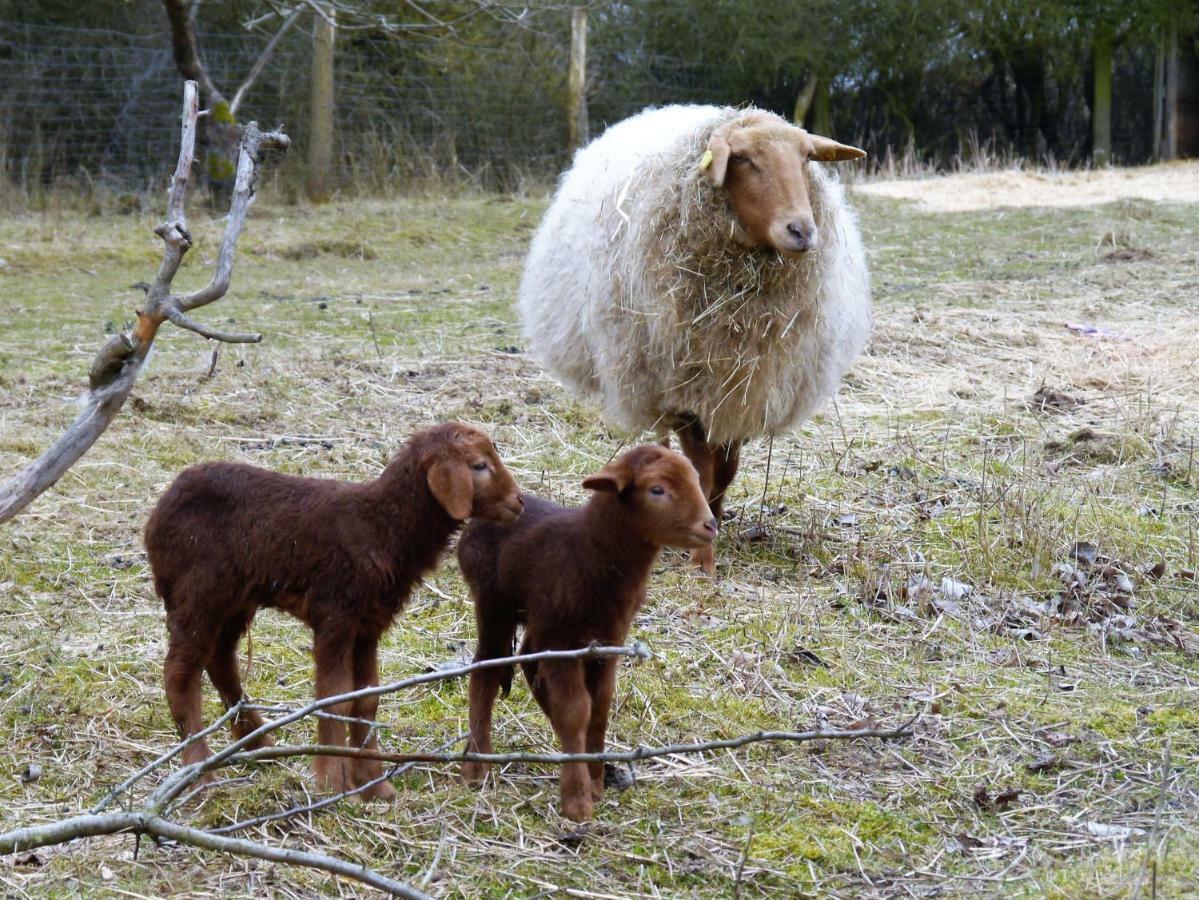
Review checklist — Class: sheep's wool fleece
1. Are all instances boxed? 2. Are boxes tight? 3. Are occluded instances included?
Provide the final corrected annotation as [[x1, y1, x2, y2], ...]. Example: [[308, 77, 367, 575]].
[[518, 105, 871, 445]]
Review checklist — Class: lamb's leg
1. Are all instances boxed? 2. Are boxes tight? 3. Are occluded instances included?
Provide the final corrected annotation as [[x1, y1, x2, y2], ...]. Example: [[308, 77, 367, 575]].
[[205, 614, 270, 748], [533, 659, 594, 822], [675, 418, 719, 574], [312, 628, 356, 794], [349, 633, 397, 801], [584, 659, 618, 803], [164, 635, 213, 774], [463, 621, 517, 785]]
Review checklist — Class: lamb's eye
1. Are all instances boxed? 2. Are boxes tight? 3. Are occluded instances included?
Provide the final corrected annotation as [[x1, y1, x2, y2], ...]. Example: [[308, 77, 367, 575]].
[[471, 461, 489, 473], [730, 154, 748, 164], [649, 485, 666, 496]]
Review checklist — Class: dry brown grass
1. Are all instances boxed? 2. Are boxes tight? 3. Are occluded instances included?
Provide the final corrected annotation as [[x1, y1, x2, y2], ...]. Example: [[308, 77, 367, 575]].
[[0, 172, 1197, 897]]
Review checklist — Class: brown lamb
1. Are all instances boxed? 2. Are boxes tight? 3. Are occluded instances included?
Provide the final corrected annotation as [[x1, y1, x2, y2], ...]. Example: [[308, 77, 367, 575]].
[[144, 422, 523, 799], [457, 444, 716, 821]]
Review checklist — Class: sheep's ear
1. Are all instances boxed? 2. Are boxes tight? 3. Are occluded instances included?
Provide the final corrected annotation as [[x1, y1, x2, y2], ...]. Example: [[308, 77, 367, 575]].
[[808, 134, 866, 162], [702, 131, 732, 187], [582, 462, 633, 495], [428, 459, 474, 520]]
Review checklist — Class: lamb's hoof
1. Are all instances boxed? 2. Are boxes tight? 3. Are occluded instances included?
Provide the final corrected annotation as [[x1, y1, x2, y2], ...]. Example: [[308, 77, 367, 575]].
[[462, 761, 489, 785], [359, 779, 399, 802], [689, 545, 716, 575], [313, 758, 354, 796], [235, 731, 274, 751], [561, 794, 594, 823]]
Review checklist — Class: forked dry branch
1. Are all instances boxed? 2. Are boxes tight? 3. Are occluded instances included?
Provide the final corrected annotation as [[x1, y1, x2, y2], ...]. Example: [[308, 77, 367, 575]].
[[0, 80, 289, 525], [0, 644, 916, 896]]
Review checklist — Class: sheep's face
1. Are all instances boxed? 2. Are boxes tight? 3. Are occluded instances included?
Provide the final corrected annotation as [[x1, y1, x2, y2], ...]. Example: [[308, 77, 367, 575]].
[[582, 446, 717, 549], [703, 116, 865, 256], [426, 424, 524, 523]]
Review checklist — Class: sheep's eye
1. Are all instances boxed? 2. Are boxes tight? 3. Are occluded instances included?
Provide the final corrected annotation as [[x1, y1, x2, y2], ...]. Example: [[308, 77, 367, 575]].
[[730, 154, 748, 164], [649, 485, 666, 496], [471, 461, 489, 473]]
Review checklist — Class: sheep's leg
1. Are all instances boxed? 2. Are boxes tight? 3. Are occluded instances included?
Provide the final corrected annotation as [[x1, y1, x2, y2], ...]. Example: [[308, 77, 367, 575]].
[[674, 419, 719, 574], [709, 440, 742, 523], [533, 659, 594, 822], [584, 659, 617, 803], [348, 633, 397, 801], [205, 614, 270, 748], [463, 622, 517, 785], [312, 627, 356, 795], [164, 635, 214, 775]]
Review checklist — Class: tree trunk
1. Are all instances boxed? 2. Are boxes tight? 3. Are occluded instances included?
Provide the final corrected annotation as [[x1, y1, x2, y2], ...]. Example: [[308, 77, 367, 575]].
[[567, 8, 589, 153], [809, 78, 831, 137], [306, 11, 336, 202], [1092, 28, 1114, 165], [162, 0, 237, 202], [1163, 23, 1179, 160], [1153, 27, 1165, 160], [792, 75, 818, 127]]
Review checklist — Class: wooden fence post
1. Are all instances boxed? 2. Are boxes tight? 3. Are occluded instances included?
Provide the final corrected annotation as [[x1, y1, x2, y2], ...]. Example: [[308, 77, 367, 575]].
[[568, 8, 589, 154], [306, 10, 335, 202]]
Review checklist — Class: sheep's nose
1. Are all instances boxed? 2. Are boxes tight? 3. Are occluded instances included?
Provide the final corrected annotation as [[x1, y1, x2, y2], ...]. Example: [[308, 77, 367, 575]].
[[703, 517, 719, 535], [786, 219, 817, 250]]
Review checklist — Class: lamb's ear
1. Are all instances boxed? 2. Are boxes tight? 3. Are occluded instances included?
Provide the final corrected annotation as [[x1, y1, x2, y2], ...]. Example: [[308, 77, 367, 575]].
[[702, 130, 732, 188], [428, 459, 474, 520], [582, 461, 633, 494], [808, 134, 866, 162]]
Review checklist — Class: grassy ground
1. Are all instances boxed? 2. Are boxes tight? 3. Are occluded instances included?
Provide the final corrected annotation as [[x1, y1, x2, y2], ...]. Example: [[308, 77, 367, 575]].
[[1, 175, 1197, 898]]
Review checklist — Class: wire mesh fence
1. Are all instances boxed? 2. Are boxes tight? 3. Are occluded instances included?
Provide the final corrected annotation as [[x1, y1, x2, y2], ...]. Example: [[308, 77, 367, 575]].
[[0, 16, 733, 197], [0, 14, 1163, 200]]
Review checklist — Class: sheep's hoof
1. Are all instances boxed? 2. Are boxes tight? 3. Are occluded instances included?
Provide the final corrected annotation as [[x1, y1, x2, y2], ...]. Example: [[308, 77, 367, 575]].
[[689, 545, 716, 575], [359, 779, 399, 802]]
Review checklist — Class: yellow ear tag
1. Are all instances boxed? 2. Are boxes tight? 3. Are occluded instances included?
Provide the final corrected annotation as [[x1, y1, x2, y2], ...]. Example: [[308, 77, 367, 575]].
[[700, 149, 714, 171]]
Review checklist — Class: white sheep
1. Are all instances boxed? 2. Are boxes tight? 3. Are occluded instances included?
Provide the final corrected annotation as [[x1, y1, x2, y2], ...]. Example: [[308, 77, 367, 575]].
[[518, 104, 871, 571]]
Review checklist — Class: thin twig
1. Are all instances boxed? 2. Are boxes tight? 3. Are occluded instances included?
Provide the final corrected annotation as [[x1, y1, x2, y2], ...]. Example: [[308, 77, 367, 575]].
[[92, 701, 248, 813], [149, 644, 651, 809], [222, 716, 918, 770], [206, 735, 465, 834], [1131, 737, 1173, 900]]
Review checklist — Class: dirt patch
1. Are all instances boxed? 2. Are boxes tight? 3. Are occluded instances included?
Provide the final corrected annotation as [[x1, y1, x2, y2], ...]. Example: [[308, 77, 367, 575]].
[[856, 160, 1199, 211]]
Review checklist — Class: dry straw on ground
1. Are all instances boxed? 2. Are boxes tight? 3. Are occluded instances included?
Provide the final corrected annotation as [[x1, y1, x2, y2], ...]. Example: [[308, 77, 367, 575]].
[[0, 165, 1197, 896]]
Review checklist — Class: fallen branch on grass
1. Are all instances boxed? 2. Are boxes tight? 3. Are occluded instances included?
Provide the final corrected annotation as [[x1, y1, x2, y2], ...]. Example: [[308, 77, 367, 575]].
[[0, 80, 289, 525], [1, 643, 916, 896]]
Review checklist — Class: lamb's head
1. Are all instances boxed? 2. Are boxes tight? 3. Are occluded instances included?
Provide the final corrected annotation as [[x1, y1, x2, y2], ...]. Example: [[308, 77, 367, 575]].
[[701, 113, 865, 256], [582, 445, 717, 550]]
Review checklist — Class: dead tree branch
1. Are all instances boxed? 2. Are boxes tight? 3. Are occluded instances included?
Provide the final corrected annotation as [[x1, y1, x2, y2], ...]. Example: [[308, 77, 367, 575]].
[[0, 81, 288, 526], [230, 6, 305, 116], [0, 643, 914, 896]]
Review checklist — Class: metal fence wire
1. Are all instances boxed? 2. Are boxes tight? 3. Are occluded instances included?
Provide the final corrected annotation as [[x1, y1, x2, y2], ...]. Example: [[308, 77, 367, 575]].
[[0, 17, 729, 194]]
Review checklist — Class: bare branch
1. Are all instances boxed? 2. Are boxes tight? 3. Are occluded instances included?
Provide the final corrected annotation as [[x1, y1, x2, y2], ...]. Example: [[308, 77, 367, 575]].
[[3, 642, 911, 897], [147, 644, 651, 808], [0, 811, 429, 899], [0, 83, 287, 526], [177, 123, 291, 311], [144, 816, 432, 899], [230, 6, 306, 117], [208, 735, 465, 834], [92, 702, 250, 814], [0, 812, 143, 855], [163, 0, 226, 104], [162, 305, 263, 343], [225, 718, 918, 769]]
